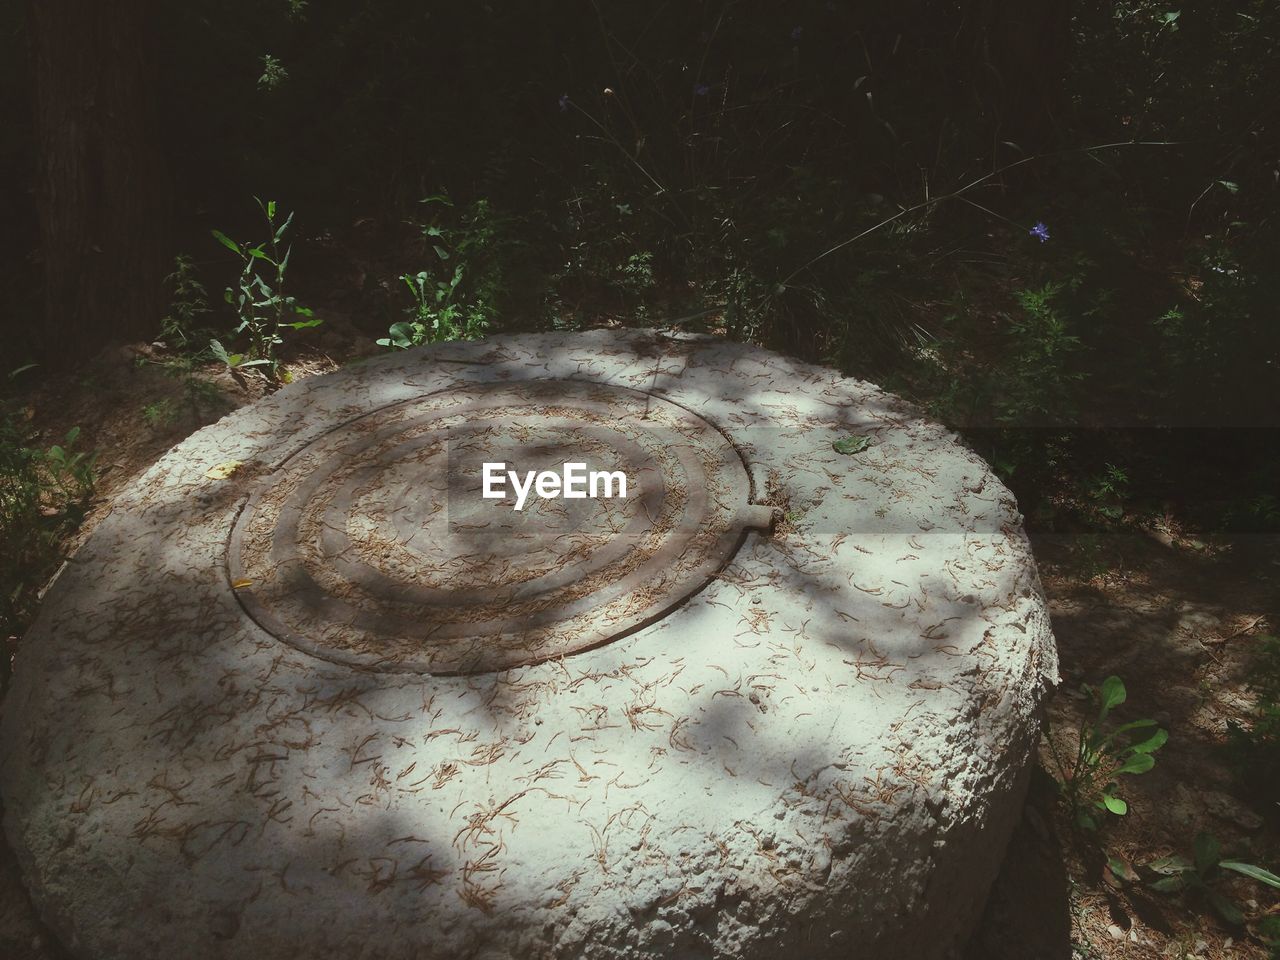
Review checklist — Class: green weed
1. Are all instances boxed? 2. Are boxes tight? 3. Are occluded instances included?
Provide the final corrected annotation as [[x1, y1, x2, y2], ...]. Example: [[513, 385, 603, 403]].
[[158, 255, 213, 353], [377, 268, 487, 349], [1146, 832, 1280, 927], [0, 401, 95, 654], [377, 195, 513, 349], [141, 399, 178, 429], [211, 199, 322, 380], [1047, 675, 1167, 830]]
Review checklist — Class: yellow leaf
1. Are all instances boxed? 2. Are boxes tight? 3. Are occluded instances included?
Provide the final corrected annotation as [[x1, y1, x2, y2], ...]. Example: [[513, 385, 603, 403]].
[[231, 578, 253, 589], [205, 460, 243, 480]]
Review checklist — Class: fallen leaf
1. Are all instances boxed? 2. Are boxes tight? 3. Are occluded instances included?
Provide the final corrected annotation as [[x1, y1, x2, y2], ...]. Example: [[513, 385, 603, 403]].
[[1105, 855, 1139, 888], [832, 435, 873, 456], [205, 460, 244, 480], [231, 578, 253, 589]]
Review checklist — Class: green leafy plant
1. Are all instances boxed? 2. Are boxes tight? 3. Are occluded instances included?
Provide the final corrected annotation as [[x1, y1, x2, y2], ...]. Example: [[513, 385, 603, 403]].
[[998, 282, 1086, 424], [141, 399, 178, 429], [257, 53, 288, 90], [377, 195, 511, 349], [1086, 463, 1129, 521], [41, 427, 95, 500], [0, 402, 96, 651], [1146, 832, 1280, 926], [137, 256, 227, 423], [211, 199, 321, 379], [158, 254, 213, 353], [377, 267, 488, 349], [1048, 675, 1167, 829]]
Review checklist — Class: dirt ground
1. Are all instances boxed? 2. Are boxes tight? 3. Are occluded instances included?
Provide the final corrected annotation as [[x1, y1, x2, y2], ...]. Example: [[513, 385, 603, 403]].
[[970, 529, 1278, 959], [2, 322, 1277, 959]]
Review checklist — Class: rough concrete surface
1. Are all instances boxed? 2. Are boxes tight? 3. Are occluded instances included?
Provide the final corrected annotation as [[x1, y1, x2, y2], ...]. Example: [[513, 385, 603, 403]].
[[1, 330, 1057, 959]]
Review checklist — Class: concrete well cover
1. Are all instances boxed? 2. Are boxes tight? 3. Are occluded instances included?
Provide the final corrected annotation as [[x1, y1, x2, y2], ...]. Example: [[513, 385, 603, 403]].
[[1, 330, 1057, 960]]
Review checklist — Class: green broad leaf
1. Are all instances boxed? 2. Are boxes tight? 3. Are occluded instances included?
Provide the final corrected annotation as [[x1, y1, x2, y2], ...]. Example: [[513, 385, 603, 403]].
[[833, 435, 873, 456], [382, 322, 418, 349], [1101, 719, 1158, 745], [1206, 889, 1245, 927], [265, 199, 277, 219], [1162, 11, 1181, 24], [433, 245, 450, 260], [209, 339, 230, 363], [211, 229, 241, 255], [64, 426, 80, 446], [1147, 854, 1194, 876], [274, 211, 294, 242], [283, 318, 323, 330], [1110, 718, 1158, 732], [1095, 717, 1158, 751], [1102, 795, 1128, 815], [1130, 728, 1168, 754], [1220, 860, 1280, 889], [1149, 874, 1188, 893], [1096, 675, 1126, 722], [1114, 752, 1156, 776], [375, 338, 392, 347], [1193, 833, 1221, 874], [1107, 856, 1139, 885]]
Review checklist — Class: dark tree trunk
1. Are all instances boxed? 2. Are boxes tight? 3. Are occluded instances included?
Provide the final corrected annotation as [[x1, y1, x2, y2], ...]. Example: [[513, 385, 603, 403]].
[[29, 0, 170, 365]]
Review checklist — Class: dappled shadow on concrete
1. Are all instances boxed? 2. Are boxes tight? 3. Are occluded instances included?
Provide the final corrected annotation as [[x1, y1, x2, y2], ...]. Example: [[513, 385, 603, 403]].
[[1, 330, 1057, 958]]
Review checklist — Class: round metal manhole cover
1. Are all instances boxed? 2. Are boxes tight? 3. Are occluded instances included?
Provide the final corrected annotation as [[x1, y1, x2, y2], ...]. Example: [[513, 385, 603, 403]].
[[227, 378, 773, 673]]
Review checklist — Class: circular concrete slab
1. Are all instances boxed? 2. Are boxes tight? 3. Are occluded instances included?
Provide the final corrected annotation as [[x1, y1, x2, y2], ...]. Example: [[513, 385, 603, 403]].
[[228, 378, 773, 674], [1, 330, 1057, 960]]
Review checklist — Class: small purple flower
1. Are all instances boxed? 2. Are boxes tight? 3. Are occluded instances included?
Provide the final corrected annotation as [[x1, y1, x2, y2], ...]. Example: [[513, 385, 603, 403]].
[[791, 25, 804, 41], [1030, 221, 1050, 243], [693, 82, 711, 97], [558, 93, 570, 113]]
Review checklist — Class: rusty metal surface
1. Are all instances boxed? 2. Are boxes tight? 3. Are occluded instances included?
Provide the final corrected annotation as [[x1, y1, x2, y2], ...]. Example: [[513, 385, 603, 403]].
[[227, 379, 772, 673]]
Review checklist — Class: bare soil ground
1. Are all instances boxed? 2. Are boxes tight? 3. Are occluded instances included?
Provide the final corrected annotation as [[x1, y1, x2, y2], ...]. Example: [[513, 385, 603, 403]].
[[2, 320, 1277, 959], [971, 532, 1279, 960]]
